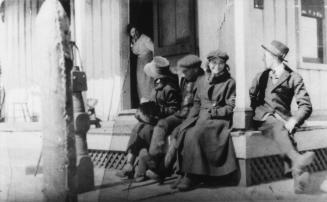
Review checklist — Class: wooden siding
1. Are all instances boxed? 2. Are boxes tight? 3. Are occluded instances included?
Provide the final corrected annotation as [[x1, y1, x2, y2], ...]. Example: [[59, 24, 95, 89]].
[[242, 0, 327, 114], [74, 0, 129, 120], [1, 0, 326, 122], [1, 0, 44, 121], [1, 0, 129, 121]]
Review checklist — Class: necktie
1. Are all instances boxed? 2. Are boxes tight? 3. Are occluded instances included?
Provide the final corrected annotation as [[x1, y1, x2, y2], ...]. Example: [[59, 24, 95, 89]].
[[270, 70, 278, 84]]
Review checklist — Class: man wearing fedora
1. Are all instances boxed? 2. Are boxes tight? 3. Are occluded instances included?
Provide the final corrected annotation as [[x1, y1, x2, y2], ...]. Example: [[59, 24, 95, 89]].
[[116, 56, 180, 180], [249, 40, 314, 193]]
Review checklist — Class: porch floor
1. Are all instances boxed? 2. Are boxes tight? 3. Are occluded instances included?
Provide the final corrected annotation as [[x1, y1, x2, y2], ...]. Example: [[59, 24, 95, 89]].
[[81, 167, 327, 202], [1, 129, 327, 202]]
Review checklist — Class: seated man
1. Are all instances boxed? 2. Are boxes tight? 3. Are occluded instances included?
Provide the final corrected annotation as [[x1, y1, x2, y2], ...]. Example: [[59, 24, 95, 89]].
[[139, 55, 205, 182], [116, 56, 180, 180], [249, 40, 314, 193]]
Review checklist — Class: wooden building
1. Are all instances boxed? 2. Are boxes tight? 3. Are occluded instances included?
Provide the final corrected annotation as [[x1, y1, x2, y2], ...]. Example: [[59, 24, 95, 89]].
[[0, 0, 326, 127]]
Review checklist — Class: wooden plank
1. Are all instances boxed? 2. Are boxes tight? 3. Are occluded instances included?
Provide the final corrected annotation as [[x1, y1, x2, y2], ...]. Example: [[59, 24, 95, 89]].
[[158, 0, 175, 46], [263, 0, 275, 44], [286, 0, 297, 68], [83, 0, 94, 80], [92, 0, 105, 119], [11, 0, 19, 89], [101, 0, 111, 78], [294, 0, 301, 68], [18, 0, 26, 88], [275, 0, 286, 42], [92, 0, 102, 79], [176, 0, 190, 41], [30, 0, 38, 85], [100, 0, 113, 120], [247, 0, 264, 78], [238, 159, 252, 186], [25, 0, 32, 87]]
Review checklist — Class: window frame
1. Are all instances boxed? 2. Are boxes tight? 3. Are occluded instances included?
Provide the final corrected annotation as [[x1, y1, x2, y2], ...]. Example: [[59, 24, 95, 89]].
[[298, 0, 327, 70]]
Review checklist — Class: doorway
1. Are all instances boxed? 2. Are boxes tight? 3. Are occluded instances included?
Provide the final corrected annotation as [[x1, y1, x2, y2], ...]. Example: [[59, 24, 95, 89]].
[[129, 0, 154, 108]]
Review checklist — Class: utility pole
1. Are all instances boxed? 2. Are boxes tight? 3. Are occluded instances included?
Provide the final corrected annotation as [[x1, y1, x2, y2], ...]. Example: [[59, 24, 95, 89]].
[[36, 0, 77, 201]]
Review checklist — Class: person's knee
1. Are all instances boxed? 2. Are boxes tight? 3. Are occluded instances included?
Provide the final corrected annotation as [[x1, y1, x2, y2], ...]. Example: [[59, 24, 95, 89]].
[[157, 119, 168, 129], [139, 148, 148, 157]]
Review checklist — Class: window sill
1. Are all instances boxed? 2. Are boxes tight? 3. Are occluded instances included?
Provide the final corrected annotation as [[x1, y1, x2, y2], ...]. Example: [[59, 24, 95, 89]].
[[299, 62, 327, 71]]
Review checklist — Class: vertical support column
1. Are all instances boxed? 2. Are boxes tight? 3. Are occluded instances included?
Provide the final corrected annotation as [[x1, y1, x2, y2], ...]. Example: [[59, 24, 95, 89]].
[[233, 0, 252, 129], [36, 0, 77, 201]]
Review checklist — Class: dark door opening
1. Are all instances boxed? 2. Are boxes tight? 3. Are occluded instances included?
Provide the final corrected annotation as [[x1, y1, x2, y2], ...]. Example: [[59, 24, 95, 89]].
[[129, 0, 154, 108]]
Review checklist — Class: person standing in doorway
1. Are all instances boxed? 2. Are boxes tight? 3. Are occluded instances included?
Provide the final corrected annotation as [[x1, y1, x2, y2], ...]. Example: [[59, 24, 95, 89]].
[[128, 24, 154, 103]]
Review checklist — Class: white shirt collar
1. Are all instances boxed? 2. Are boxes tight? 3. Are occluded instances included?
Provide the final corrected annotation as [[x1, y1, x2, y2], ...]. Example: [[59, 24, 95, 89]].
[[271, 63, 285, 78]]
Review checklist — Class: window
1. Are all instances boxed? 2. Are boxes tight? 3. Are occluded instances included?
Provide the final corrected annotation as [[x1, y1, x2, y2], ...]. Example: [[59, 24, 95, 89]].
[[301, 0, 325, 63]]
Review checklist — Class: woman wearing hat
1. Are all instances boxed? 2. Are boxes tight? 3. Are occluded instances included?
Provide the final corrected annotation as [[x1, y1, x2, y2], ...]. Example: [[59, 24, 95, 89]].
[[116, 56, 180, 181], [127, 24, 154, 102], [175, 50, 237, 191], [249, 40, 313, 193]]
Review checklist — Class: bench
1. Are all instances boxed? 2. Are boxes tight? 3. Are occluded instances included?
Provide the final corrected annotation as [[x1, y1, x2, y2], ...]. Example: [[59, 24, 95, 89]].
[[232, 124, 327, 186], [87, 112, 327, 186]]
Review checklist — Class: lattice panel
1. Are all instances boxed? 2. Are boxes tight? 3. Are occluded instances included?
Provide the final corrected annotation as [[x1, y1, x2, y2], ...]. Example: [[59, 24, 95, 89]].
[[89, 150, 127, 169], [249, 148, 327, 185], [250, 155, 284, 185], [306, 148, 327, 172]]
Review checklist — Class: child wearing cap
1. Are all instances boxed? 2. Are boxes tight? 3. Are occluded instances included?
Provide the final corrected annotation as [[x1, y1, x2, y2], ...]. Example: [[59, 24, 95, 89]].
[[116, 56, 181, 181]]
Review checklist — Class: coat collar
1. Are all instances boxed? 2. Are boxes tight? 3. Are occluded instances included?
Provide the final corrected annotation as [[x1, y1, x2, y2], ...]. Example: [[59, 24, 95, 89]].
[[271, 64, 293, 91], [207, 70, 230, 85]]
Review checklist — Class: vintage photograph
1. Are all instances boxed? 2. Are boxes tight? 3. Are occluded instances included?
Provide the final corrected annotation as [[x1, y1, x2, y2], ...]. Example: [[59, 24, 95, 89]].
[[1, 0, 327, 201]]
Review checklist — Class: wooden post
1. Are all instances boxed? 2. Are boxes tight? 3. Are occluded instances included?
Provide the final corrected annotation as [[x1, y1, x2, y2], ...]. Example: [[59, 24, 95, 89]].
[[36, 0, 77, 201]]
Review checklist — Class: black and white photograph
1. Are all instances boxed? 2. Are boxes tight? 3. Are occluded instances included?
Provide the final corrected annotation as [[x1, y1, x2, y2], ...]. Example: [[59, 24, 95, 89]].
[[1, 0, 327, 201]]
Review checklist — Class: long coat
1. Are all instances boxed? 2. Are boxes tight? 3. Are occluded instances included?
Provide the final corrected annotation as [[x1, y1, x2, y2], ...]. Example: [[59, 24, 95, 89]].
[[180, 71, 237, 176], [249, 65, 312, 126]]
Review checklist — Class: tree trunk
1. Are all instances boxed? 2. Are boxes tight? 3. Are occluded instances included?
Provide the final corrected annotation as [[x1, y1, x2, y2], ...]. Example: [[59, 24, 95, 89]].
[[36, 0, 77, 201]]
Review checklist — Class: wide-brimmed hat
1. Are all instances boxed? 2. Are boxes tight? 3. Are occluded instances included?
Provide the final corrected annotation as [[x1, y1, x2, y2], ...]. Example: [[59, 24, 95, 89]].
[[144, 56, 172, 79], [207, 49, 229, 62], [261, 40, 289, 61], [177, 54, 202, 69]]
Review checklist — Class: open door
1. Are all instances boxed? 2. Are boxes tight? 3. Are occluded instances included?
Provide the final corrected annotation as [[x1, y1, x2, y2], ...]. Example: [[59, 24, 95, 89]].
[[153, 0, 196, 58]]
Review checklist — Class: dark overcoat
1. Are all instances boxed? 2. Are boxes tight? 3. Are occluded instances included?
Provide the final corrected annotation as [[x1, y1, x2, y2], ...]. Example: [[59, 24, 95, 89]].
[[150, 76, 181, 118], [249, 65, 312, 126], [180, 71, 237, 176], [149, 69, 205, 156], [127, 77, 180, 155]]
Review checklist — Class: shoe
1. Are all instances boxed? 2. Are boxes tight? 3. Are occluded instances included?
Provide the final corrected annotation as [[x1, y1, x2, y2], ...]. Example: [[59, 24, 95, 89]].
[[145, 170, 160, 180], [115, 163, 133, 178], [146, 170, 165, 184], [177, 175, 201, 191], [293, 152, 315, 170], [293, 170, 310, 194], [170, 175, 182, 189]]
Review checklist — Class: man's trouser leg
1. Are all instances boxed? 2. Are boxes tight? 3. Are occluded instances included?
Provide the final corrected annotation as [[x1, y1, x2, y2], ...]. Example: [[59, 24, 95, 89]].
[[258, 116, 297, 159], [149, 115, 183, 156]]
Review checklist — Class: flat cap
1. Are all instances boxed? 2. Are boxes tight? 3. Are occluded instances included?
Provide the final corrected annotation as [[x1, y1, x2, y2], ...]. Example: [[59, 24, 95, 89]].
[[207, 49, 229, 62], [177, 54, 202, 68]]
